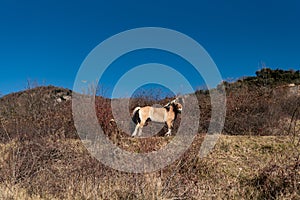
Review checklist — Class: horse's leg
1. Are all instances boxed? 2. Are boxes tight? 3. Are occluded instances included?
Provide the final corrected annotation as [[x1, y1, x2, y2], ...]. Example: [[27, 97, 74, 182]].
[[132, 123, 139, 137], [165, 120, 172, 136], [138, 121, 145, 136]]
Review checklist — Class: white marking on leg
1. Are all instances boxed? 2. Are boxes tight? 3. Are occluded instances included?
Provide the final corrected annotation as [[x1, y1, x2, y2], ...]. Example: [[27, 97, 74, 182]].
[[165, 129, 171, 136], [138, 126, 143, 136], [132, 124, 139, 137]]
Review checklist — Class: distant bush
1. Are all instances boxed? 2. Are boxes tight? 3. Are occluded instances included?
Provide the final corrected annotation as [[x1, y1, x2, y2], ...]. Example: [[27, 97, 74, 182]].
[[231, 68, 300, 88]]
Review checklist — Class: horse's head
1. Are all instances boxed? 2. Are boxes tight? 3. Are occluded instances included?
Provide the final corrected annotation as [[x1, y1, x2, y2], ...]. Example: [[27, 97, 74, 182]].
[[172, 100, 182, 113], [165, 98, 183, 113]]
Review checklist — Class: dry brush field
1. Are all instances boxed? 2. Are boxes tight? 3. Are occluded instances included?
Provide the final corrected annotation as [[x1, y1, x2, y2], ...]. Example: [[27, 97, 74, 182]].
[[0, 70, 299, 199], [0, 135, 299, 199]]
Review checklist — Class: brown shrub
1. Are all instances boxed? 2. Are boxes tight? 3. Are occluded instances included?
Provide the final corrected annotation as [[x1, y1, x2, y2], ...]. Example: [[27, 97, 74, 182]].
[[251, 158, 300, 199]]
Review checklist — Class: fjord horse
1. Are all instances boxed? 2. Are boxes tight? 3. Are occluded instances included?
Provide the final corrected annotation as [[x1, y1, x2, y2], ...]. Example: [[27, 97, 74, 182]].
[[131, 99, 182, 137]]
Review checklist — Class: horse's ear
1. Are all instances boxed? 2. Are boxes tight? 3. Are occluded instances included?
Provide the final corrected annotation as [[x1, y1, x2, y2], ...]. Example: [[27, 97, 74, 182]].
[[164, 105, 170, 111], [164, 102, 171, 110], [170, 99, 177, 104]]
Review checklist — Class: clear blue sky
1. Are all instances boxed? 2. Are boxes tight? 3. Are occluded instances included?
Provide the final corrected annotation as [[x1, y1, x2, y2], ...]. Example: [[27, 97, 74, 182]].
[[1, 0, 299, 97]]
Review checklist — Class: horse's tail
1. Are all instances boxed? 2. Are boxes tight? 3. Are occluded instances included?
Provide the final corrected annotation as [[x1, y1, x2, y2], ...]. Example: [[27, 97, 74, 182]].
[[132, 107, 141, 124]]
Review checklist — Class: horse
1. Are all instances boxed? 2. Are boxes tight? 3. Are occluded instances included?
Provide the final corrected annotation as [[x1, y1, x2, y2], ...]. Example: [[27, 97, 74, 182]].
[[131, 99, 182, 137]]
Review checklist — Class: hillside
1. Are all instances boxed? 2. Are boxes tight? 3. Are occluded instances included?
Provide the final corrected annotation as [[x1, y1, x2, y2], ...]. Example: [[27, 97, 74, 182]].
[[0, 68, 299, 199], [0, 86, 76, 142], [1, 69, 299, 141]]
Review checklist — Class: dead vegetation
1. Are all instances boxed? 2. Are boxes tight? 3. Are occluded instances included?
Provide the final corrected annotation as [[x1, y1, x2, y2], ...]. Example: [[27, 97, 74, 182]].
[[0, 69, 299, 199], [0, 135, 299, 199]]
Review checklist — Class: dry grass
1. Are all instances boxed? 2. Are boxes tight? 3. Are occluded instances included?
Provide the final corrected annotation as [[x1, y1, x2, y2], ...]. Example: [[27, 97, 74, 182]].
[[0, 74, 299, 199], [0, 135, 299, 199]]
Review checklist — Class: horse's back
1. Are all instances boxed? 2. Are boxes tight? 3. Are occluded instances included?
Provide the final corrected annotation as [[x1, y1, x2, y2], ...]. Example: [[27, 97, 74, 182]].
[[149, 107, 166, 123]]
